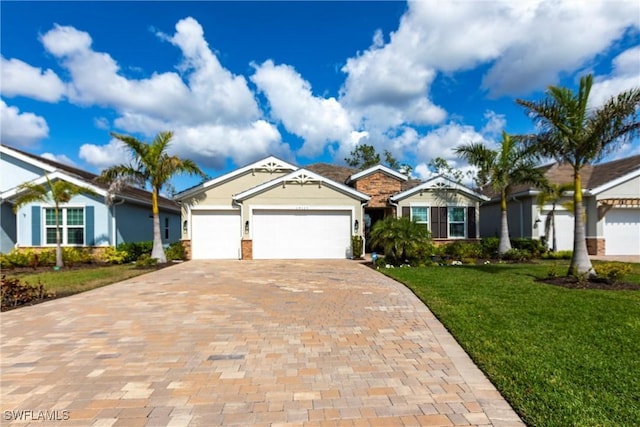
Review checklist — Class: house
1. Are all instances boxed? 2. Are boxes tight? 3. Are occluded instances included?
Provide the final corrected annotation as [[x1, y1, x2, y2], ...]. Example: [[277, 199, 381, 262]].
[[479, 155, 640, 257], [0, 144, 181, 253], [174, 157, 488, 260]]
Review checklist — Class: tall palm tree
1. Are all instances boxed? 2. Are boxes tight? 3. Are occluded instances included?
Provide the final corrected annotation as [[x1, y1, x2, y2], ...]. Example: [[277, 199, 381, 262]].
[[536, 182, 573, 252], [13, 175, 97, 268], [455, 131, 545, 255], [98, 131, 205, 263], [517, 74, 640, 276]]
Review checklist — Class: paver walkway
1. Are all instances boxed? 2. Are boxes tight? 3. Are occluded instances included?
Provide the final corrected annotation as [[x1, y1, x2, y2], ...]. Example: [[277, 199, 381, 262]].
[[1, 260, 524, 426]]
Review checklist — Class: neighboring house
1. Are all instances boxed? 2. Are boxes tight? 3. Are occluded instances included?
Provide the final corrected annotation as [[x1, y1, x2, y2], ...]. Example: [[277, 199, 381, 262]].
[[479, 155, 640, 256], [175, 157, 488, 260], [0, 144, 181, 253]]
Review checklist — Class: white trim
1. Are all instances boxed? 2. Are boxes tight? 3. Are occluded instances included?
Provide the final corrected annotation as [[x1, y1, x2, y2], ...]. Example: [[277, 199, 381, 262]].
[[1, 171, 106, 200], [391, 176, 489, 202], [447, 205, 467, 239], [0, 144, 57, 174], [234, 169, 370, 202], [346, 164, 408, 183], [588, 167, 640, 195], [41, 204, 87, 247], [190, 205, 240, 211], [174, 155, 298, 200]]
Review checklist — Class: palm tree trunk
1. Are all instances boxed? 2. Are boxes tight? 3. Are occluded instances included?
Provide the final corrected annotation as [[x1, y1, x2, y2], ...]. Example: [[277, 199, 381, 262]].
[[498, 192, 512, 255], [55, 206, 64, 268], [151, 189, 167, 263], [568, 171, 595, 277], [551, 208, 557, 253]]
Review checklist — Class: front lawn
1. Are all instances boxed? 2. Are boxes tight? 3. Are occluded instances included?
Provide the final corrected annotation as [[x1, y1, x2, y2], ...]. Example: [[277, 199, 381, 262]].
[[383, 261, 640, 427]]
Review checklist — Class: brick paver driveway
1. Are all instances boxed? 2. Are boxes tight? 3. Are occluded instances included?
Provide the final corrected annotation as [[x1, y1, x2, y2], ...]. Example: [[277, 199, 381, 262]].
[[1, 260, 523, 426]]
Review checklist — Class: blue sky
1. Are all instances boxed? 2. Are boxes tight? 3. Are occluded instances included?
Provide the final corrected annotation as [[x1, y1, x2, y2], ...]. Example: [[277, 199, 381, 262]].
[[2, 1, 639, 193]]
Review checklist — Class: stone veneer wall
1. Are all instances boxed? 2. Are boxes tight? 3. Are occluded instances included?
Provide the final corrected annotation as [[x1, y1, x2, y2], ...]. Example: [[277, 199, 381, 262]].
[[181, 240, 192, 260], [586, 238, 605, 256], [241, 240, 253, 260], [353, 172, 402, 208]]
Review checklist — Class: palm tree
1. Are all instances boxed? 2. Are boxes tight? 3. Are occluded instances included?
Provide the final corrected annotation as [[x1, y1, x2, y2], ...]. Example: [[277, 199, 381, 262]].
[[369, 216, 432, 265], [536, 182, 573, 252], [13, 175, 97, 268], [455, 131, 546, 255], [517, 74, 640, 276], [98, 131, 205, 263]]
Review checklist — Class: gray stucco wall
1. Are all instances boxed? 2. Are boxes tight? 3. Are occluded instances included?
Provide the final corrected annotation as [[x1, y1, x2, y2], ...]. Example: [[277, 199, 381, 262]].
[[1, 202, 17, 253]]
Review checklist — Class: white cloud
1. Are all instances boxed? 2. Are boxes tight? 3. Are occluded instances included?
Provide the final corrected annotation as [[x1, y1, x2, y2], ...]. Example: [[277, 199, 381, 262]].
[[251, 60, 355, 158], [413, 122, 489, 166], [0, 100, 49, 147], [481, 110, 507, 136], [41, 152, 77, 166], [590, 46, 640, 108], [79, 138, 131, 171], [0, 57, 66, 102]]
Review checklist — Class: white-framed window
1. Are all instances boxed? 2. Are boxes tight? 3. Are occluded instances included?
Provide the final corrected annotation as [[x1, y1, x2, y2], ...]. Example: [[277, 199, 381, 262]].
[[410, 206, 429, 228], [44, 207, 85, 245], [448, 207, 466, 238], [164, 217, 170, 240]]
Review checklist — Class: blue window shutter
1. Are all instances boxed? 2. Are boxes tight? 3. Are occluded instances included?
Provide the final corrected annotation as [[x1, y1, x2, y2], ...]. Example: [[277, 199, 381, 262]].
[[85, 206, 94, 246], [31, 206, 41, 246]]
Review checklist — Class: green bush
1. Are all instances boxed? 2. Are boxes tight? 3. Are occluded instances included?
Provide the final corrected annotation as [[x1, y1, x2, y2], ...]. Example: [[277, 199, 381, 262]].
[[369, 217, 433, 265], [0, 249, 30, 268], [135, 253, 158, 268], [116, 241, 153, 263], [165, 241, 185, 261], [541, 250, 573, 260], [511, 238, 546, 258], [351, 235, 364, 259], [102, 247, 129, 264], [597, 262, 632, 284], [62, 247, 93, 266], [501, 248, 533, 262], [442, 241, 483, 260], [480, 237, 500, 258]]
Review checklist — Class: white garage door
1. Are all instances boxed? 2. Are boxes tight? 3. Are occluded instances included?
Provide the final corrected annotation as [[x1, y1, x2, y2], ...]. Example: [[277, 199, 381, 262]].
[[604, 208, 640, 256], [253, 210, 352, 259], [191, 210, 241, 259]]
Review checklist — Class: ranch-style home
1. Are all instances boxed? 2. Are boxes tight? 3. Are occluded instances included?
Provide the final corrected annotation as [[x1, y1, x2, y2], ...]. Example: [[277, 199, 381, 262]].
[[174, 156, 489, 260], [480, 155, 640, 257], [0, 144, 181, 253]]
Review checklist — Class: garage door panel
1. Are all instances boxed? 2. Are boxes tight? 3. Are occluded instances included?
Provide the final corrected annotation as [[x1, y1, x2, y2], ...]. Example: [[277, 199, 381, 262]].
[[253, 210, 351, 259], [191, 211, 241, 259], [604, 208, 640, 256]]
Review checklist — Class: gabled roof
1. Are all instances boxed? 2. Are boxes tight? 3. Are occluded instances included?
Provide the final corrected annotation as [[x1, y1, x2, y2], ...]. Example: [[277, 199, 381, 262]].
[[174, 155, 297, 200], [481, 154, 640, 200], [234, 168, 370, 202], [346, 164, 409, 184], [391, 175, 490, 202], [305, 163, 357, 184], [0, 143, 179, 211]]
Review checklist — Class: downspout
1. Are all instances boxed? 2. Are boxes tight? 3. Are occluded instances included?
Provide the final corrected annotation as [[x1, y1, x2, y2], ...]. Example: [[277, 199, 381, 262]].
[[232, 197, 243, 260]]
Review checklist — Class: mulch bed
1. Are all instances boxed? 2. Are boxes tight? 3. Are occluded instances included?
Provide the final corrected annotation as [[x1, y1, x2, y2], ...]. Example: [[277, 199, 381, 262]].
[[537, 276, 640, 290]]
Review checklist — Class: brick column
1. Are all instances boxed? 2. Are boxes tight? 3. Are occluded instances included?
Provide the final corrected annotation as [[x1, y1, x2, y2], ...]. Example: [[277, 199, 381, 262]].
[[585, 238, 605, 256], [181, 240, 192, 260], [241, 240, 253, 260]]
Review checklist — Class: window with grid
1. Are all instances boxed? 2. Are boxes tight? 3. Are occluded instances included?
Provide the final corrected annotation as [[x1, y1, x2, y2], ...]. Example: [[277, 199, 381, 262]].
[[411, 207, 429, 229], [43, 207, 84, 245], [448, 207, 466, 238]]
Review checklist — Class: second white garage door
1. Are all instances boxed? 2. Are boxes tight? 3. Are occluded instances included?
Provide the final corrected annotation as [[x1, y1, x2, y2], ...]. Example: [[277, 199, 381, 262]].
[[252, 209, 352, 259], [191, 210, 241, 259], [604, 208, 640, 256]]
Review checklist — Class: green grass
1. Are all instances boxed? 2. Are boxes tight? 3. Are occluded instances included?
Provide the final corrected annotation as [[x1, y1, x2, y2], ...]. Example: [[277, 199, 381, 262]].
[[383, 261, 640, 427], [5, 264, 153, 298]]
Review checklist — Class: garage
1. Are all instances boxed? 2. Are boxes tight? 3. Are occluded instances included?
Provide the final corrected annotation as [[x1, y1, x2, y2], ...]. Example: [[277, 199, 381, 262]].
[[252, 209, 352, 259], [604, 208, 640, 256], [190, 210, 241, 259]]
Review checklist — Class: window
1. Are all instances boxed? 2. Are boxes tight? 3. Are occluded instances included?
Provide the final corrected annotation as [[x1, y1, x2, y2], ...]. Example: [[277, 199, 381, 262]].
[[448, 207, 466, 238], [44, 207, 84, 245], [164, 217, 170, 240], [411, 207, 428, 228]]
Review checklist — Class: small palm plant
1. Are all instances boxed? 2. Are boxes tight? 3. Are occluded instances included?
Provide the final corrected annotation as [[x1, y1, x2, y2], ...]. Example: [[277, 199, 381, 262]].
[[536, 182, 573, 252], [369, 216, 432, 265], [13, 175, 97, 268]]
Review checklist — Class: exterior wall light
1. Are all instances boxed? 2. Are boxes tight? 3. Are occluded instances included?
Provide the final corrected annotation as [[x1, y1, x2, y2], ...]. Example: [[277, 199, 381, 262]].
[[183, 220, 188, 234], [354, 219, 359, 233], [245, 220, 250, 234]]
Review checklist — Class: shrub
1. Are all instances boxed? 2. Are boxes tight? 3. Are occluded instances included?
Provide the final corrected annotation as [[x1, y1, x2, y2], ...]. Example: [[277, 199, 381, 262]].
[[165, 241, 185, 261], [480, 238, 500, 259], [135, 253, 158, 268], [541, 250, 573, 260], [511, 238, 546, 258], [102, 247, 129, 264], [369, 217, 433, 265], [442, 241, 483, 260], [62, 247, 93, 267], [0, 249, 30, 268], [596, 262, 632, 284], [37, 249, 56, 266], [350, 235, 364, 259], [117, 241, 153, 263], [501, 248, 533, 262], [1, 275, 55, 310]]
